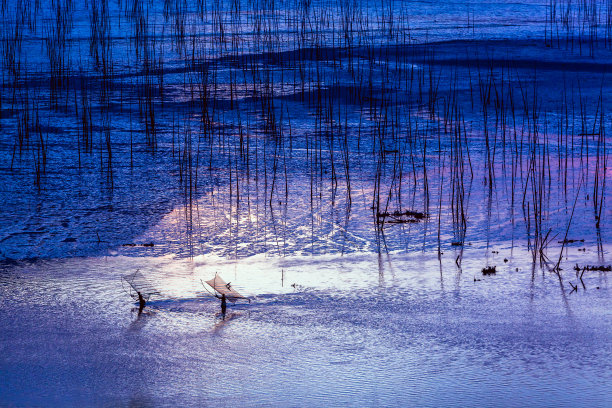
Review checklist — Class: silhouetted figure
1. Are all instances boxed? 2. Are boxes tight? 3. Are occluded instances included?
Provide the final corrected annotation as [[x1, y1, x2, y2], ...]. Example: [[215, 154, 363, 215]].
[[221, 293, 227, 315], [137, 291, 146, 314]]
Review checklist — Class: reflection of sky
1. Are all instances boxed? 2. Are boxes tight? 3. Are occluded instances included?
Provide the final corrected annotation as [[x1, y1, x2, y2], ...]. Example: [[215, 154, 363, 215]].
[[137, 135, 612, 260], [1, 250, 611, 406], [2, 0, 599, 72], [0, 2, 610, 405], [0, 0, 610, 263]]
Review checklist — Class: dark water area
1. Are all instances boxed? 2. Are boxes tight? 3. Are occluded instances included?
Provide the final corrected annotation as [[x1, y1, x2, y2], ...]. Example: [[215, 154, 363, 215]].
[[0, 0, 611, 260], [0, 0, 611, 406]]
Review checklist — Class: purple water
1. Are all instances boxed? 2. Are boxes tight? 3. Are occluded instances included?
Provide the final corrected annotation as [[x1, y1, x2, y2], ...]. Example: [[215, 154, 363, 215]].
[[1, 0, 611, 406]]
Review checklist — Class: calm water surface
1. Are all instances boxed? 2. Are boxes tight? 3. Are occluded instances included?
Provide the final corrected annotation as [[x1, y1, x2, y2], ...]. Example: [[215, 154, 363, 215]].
[[1, 249, 610, 406], [1, 0, 611, 406]]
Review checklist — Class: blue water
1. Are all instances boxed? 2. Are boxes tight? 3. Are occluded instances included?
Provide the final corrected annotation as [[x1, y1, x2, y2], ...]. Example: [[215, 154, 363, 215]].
[[1, 252, 610, 406], [1, 0, 611, 406]]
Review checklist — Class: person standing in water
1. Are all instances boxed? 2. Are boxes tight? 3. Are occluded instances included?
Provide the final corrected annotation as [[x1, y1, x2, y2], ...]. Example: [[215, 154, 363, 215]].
[[137, 291, 146, 314], [220, 293, 227, 314]]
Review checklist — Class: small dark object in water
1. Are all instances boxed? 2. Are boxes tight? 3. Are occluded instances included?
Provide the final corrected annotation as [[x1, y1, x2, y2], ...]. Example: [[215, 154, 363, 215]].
[[143, 242, 155, 247], [386, 218, 419, 224], [376, 210, 427, 224], [492, 250, 499, 254], [575, 264, 611, 272], [451, 242, 463, 246], [559, 239, 584, 244], [62, 237, 76, 243], [397, 210, 426, 219], [221, 294, 227, 314], [503, 258, 508, 263], [122, 243, 137, 247], [482, 266, 496, 275], [474, 277, 481, 282]]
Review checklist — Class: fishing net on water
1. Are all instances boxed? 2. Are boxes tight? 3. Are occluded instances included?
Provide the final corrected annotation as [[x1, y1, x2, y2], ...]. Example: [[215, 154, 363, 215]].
[[121, 269, 162, 301], [203, 274, 249, 302]]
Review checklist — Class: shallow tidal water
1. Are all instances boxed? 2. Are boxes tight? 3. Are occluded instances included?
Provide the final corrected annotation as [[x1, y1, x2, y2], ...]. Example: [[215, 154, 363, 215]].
[[1, 0, 612, 406], [1, 247, 610, 407]]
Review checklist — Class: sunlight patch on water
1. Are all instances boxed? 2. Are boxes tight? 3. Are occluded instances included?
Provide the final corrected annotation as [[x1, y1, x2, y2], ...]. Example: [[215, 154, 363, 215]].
[[0, 251, 610, 406]]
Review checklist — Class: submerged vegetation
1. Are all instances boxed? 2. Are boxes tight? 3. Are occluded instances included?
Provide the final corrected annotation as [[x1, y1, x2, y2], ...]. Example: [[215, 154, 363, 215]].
[[0, 1, 610, 285]]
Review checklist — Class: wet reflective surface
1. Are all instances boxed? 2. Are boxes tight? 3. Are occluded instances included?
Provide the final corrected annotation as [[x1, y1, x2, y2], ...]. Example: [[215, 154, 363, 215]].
[[1, 0, 611, 405], [1, 251, 610, 406]]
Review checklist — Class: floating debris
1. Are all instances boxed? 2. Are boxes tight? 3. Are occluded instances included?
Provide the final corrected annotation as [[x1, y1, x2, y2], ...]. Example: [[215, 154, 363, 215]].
[[122, 242, 155, 247], [558, 239, 584, 244], [482, 266, 497, 275], [377, 210, 427, 224], [574, 264, 611, 272]]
